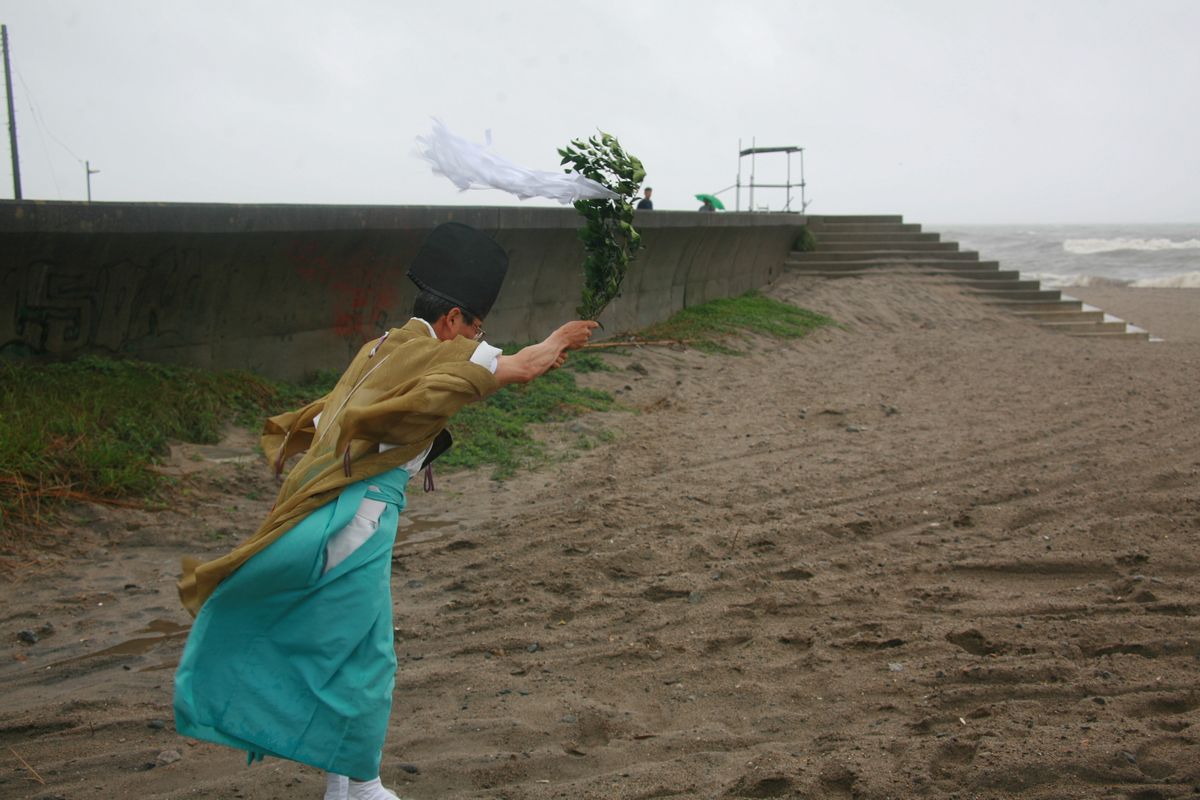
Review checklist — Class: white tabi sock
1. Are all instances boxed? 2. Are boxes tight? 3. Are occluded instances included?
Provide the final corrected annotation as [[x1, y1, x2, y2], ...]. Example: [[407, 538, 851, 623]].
[[324, 772, 348, 800], [348, 776, 401, 800]]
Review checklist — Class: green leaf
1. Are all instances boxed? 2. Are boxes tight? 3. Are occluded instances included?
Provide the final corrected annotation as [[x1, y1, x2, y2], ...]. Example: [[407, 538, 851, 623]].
[[561, 130, 645, 320]]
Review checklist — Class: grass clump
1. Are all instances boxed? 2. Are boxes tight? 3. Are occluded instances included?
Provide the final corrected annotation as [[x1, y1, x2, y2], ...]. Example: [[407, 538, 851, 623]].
[[438, 350, 613, 479], [1, 292, 830, 529], [0, 349, 613, 529], [793, 226, 817, 252], [639, 290, 833, 353], [0, 356, 334, 530]]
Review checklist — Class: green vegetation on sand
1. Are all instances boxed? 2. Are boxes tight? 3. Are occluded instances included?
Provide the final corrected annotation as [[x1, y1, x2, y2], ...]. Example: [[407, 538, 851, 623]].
[[0, 293, 831, 534], [438, 350, 612, 479], [638, 290, 833, 354], [0, 356, 335, 531], [0, 352, 611, 532]]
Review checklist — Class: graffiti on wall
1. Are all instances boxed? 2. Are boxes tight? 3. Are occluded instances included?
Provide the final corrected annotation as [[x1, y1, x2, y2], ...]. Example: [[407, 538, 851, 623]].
[[2, 247, 204, 358], [2, 233, 408, 366], [285, 239, 403, 346]]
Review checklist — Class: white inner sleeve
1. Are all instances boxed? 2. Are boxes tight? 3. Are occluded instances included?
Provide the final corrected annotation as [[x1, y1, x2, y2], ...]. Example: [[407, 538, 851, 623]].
[[323, 494, 387, 575], [470, 340, 502, 373], [314, 324, 495, 570]]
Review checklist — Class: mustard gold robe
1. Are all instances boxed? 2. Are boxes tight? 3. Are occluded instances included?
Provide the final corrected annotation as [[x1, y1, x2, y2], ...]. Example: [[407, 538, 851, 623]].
[[177, 319, 500, 616]]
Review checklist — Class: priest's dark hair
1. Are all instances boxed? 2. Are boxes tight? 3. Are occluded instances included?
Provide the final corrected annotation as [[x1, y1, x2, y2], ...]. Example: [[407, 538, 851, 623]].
[[413, 290, 478, 326]]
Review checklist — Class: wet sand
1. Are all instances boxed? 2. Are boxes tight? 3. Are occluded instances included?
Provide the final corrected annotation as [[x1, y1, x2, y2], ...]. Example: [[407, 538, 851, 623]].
[[2, 273, 1198, 799], [1063, 286, 1200, 343]]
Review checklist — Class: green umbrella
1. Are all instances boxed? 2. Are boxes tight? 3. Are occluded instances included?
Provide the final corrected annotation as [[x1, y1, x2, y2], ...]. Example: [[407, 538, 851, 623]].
[[694, 193, 725, 210]]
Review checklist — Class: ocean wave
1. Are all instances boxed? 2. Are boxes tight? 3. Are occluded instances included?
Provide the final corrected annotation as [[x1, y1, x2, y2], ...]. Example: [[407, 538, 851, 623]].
[[1063, 237, 1200, 255], [1131, 271, 1200, 289], [1029, 272, 1131, 288], [1029, 271, 1200, 289]]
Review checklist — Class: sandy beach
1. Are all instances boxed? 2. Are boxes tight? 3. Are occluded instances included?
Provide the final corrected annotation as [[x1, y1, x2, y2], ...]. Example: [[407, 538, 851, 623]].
[[1062, 287, 1200, 344], [2, 272, 1198, 799]]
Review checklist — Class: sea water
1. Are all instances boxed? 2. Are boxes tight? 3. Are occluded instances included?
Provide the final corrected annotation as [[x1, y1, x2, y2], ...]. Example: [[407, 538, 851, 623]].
[[936, 224, 1200, 289]]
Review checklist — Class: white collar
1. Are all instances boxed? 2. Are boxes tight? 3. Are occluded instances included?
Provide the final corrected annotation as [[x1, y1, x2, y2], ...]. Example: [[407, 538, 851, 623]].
[[412, 317, 437, 338]]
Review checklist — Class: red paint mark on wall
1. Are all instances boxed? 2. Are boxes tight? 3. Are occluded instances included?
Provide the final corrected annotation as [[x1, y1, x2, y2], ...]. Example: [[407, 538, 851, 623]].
[[286, 240, 400, 343]]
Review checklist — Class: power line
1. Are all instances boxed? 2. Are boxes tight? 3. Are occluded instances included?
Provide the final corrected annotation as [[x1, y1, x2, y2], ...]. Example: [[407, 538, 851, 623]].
[[14, 67, 64, 197], [15, 65, 84, 163]]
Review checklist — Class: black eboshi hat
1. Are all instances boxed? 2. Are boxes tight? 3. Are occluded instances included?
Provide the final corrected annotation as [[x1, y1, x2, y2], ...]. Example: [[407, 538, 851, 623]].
[[406, 222, 508, 319]]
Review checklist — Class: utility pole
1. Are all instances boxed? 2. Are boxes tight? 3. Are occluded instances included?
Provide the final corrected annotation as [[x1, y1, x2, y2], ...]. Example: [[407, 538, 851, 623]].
[[2, 24, 22, 200], [86, 160, 98, 202]]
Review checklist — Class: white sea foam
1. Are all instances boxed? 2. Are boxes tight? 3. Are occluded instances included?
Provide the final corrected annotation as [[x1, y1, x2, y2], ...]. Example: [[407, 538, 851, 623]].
[[1130, 271, 1200, 289], [1031, 271, 1200, 289], [1028, 272, 1131, 288], [945, 226, 1200, 290], [1063, 237, 1200, 255]]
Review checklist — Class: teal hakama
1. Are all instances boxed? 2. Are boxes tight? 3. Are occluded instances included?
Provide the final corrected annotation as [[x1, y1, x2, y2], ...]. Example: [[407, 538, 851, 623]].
[[173, 467, 408, 780]]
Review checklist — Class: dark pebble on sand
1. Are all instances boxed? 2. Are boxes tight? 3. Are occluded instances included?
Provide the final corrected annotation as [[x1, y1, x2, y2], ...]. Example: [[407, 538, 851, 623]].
[[17, 630, 38, 644], [527, 643, 540, 653], [148, 719, 166, 730], [398, 763, 419, 774]]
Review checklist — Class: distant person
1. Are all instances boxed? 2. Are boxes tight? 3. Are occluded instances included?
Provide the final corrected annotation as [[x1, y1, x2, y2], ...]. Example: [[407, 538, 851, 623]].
[[698, 198, 715, 212], [636, 187, 654, 210]]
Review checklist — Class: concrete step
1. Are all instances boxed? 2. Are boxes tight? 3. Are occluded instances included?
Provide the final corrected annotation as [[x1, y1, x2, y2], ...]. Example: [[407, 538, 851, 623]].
[[804, 222, 923, 234], [785, 218, 1153, 343], [946, 269, 1020, 281], [1040, 321, 1131, 334], [784, 270, 1027, 286], [815, 241, 961, 253], [784, 270, 885, 279], [785, 259, 1002, 272], [788, 250, 981, 263], [813, 231, 941, 243], [1012, 310, 1106, 323], [1068, 330, 1151, 341], [971, 288, 1062, 301], [918, 261, 1001, 272], [807, 215, 904, 224], [984, 299, 1083, 312], [785, 265, 1018, 283], [962, 279, 1042, 291]]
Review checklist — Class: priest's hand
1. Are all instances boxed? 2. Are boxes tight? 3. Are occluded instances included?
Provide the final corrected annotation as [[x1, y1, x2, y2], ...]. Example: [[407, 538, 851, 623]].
[[552, 320, 599, 351]]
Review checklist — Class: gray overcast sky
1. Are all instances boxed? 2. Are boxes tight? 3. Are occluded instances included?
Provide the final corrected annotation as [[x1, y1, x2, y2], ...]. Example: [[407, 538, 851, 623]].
[[2, 0, 1197, 223]]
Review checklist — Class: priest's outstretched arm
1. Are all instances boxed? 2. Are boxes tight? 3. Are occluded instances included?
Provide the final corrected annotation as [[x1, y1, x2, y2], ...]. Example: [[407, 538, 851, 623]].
[[494, 320, 598, 387]]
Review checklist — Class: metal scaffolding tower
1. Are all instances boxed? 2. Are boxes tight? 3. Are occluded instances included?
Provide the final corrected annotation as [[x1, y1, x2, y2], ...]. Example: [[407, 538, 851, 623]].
[[735, 138, 807, 213]]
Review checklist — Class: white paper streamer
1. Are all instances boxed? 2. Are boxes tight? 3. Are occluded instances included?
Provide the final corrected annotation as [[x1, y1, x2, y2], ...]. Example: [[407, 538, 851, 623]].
[[416, 119, 618, 204]]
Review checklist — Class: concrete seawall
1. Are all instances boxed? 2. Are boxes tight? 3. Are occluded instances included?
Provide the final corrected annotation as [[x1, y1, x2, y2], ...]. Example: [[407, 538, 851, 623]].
[[0, 202, 804, 379]]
